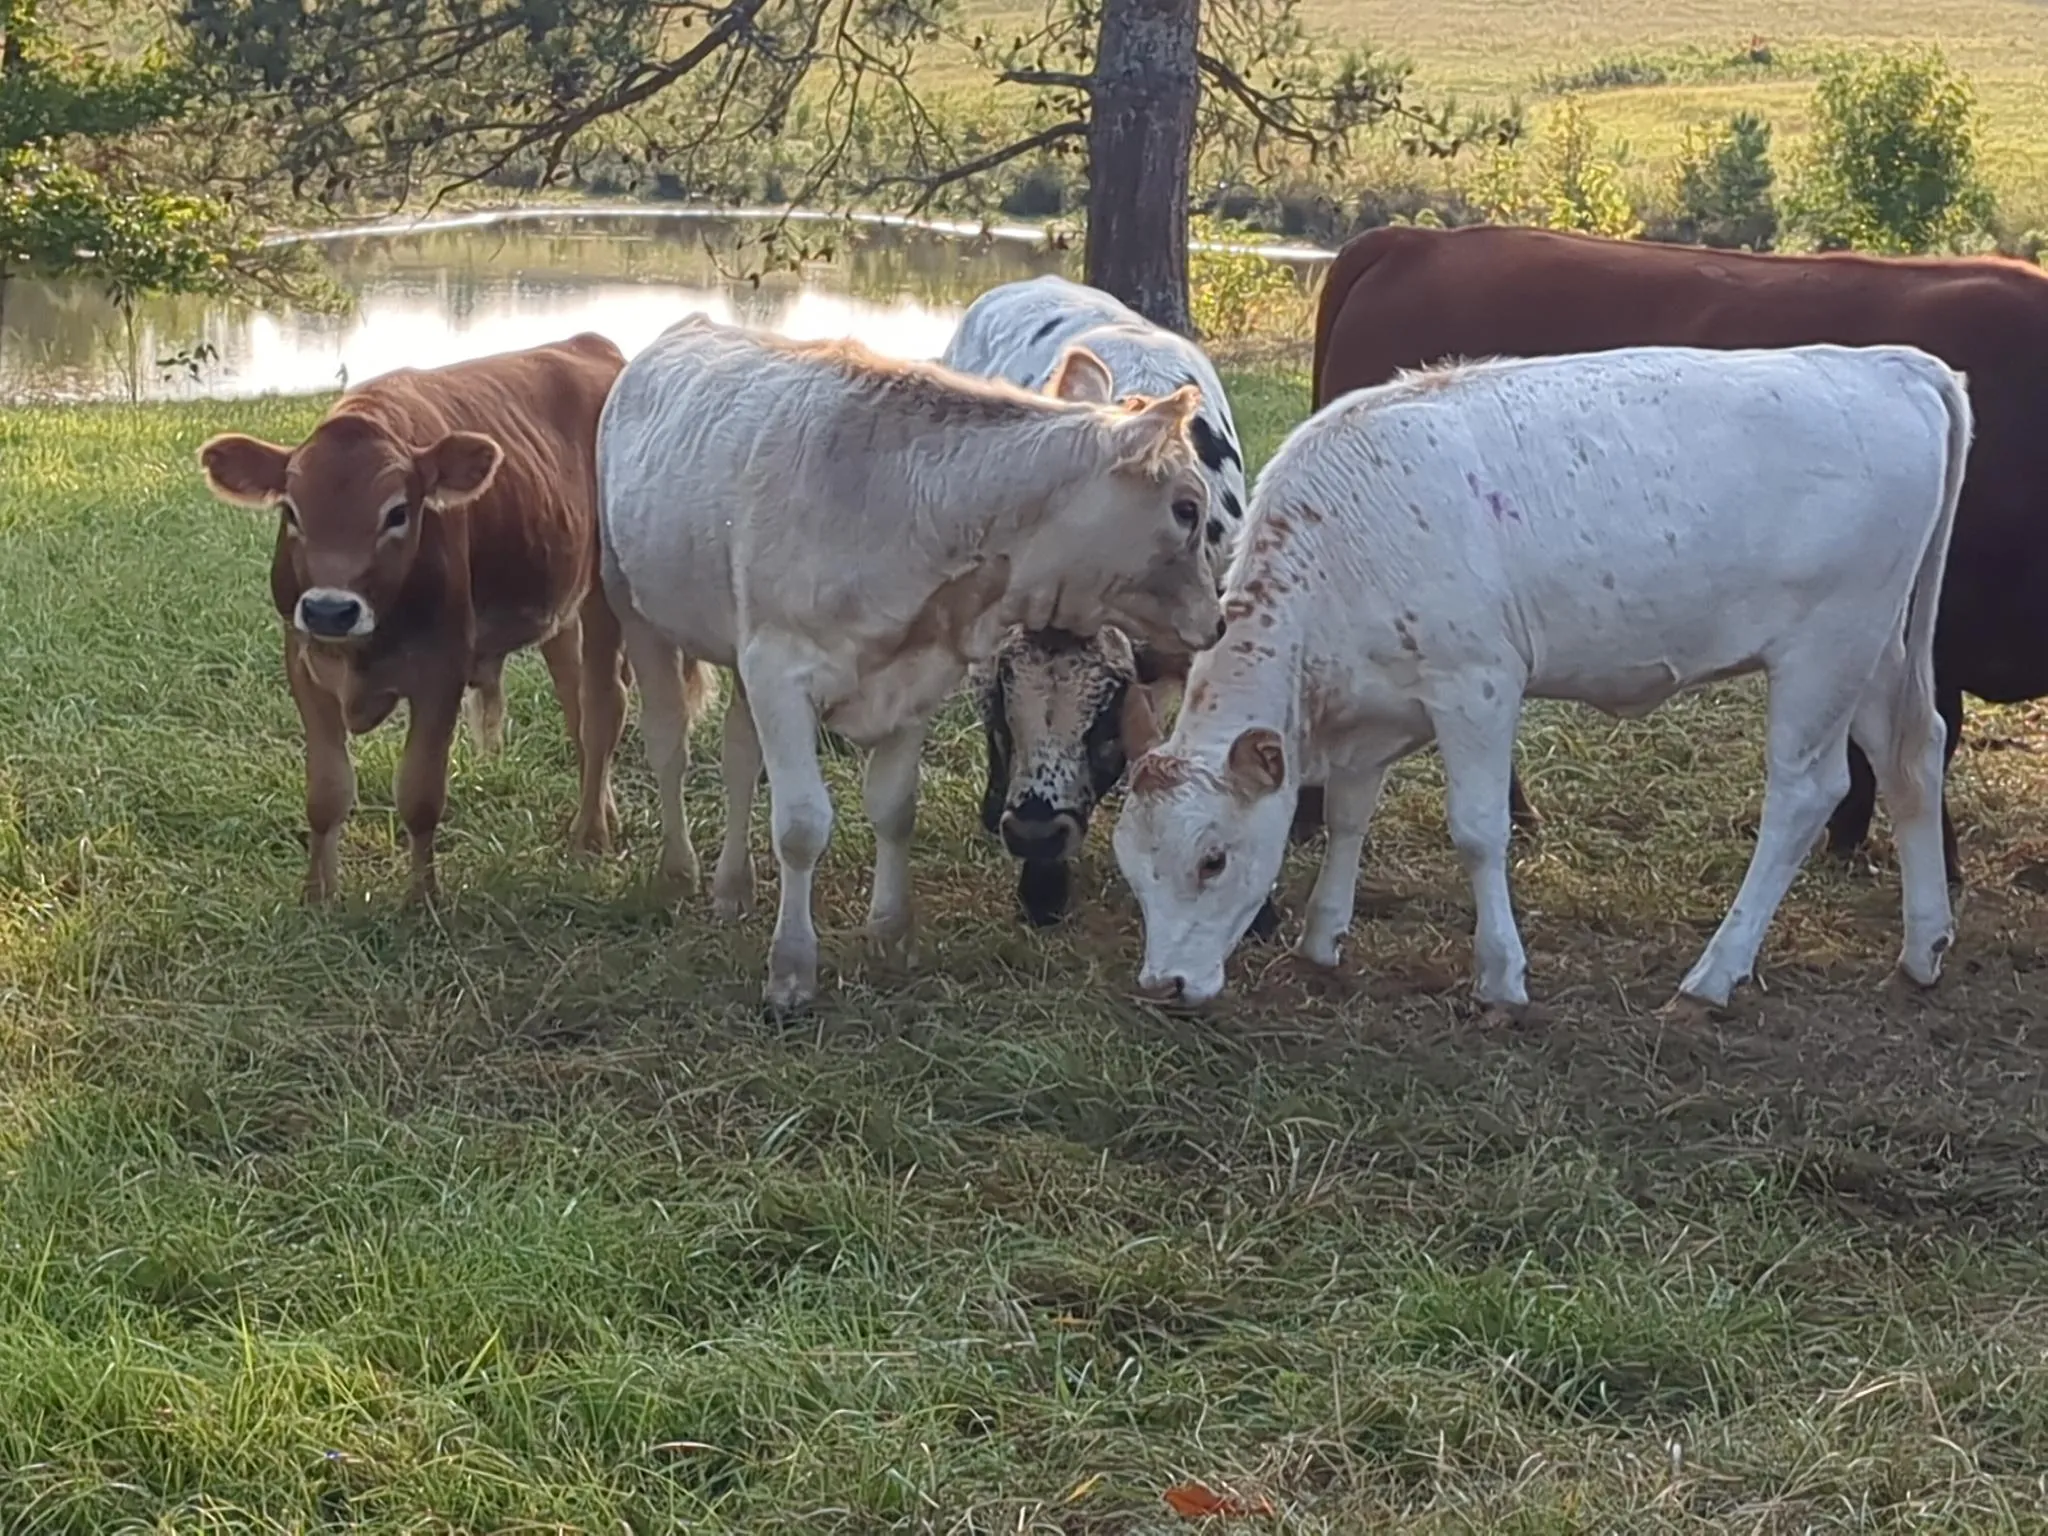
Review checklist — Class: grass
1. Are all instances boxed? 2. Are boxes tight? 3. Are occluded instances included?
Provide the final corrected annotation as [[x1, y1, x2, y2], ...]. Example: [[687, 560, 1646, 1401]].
[[932, 0, 2048, 233], [4, 370, 2048, 1532]]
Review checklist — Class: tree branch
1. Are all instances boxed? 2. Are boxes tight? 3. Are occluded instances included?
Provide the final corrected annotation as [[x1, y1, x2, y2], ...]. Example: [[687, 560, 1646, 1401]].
[[424, 0, 771, 208], [859, 117, 1086, 214]]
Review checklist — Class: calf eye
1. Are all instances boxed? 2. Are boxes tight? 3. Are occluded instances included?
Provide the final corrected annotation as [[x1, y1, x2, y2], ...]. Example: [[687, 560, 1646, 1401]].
[[1198, 850, 1228, 881], [1172, 498, 1201, 530], [382, 503, 410, 535]]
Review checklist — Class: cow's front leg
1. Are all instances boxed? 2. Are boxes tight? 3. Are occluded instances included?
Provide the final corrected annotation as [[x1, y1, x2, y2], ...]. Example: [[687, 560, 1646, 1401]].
[[397, 677, 464, 904], [862, 720, 927, 961], [1299, 761, 1389, 968], [287, 633, 355, 904], [740, 647, 832, 1016]]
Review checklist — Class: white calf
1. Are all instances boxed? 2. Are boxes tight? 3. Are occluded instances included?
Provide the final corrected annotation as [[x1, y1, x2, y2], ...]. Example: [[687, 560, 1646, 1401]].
[[597, 313, 1224, 1014], [1113, 343, 1972, 1012], [942, 274, 1250, 560]]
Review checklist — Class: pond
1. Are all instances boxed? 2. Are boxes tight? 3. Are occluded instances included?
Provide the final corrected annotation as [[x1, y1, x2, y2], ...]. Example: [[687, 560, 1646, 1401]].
[[0, 206, 1332, 405]]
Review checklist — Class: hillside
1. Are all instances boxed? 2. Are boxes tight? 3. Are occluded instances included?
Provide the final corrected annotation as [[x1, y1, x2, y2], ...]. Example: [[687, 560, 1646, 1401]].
[[949, 0, 2048, 231]]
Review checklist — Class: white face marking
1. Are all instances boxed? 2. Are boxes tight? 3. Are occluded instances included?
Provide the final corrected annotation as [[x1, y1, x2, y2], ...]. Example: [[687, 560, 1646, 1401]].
[[293, 586, 377, 640], [1113, 767, 1295, 1004]]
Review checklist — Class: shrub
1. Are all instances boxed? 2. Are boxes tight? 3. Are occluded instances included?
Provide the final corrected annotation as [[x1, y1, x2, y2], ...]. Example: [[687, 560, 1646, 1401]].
[[1670, 111, 1777, 249], [1188, 214, 1308, 342], [1472, 96, 1642, 239], [1783, 48, 1996, 253]]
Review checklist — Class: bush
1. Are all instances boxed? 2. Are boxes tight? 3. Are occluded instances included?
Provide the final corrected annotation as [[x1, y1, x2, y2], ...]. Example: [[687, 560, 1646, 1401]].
[[1188, 214, 1308, 342], [1472, 96, 1642, 239], [1783, 47, 1996, 253], [1669, 111, 1777, 250]]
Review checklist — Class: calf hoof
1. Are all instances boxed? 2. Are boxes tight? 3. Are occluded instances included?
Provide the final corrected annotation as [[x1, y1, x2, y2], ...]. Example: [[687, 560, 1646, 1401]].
[[1018, 859, 1071, 928], [710, 866, 754, 922], [1296, 932, 1343, 970], [1476, 1001, 1530, 1029], [1658, 991, 1728, 1028], [1897, 931, 1954, 990], [570, 815, 616, 858], [865, 914, 916, 966], [303, 874, 338, 907], [1244, 897, 1283, 944], [763, 971, 816, 1021]]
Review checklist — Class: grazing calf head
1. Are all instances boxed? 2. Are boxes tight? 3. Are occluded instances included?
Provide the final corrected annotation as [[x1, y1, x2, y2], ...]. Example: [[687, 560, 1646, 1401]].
[[978, 625, 1163, 925], [1037, 348, 1224, 659], [1112, 727, 1296, 1004], [198, 414, 503, 641]]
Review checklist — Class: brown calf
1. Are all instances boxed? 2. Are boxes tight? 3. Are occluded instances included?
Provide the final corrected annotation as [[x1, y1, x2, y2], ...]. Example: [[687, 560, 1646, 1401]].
[[197, 332, 628, 902]]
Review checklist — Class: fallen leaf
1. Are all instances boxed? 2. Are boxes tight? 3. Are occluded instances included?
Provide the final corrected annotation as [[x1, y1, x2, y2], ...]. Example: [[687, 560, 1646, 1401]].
[[1162, 1481, 1275, 1518]]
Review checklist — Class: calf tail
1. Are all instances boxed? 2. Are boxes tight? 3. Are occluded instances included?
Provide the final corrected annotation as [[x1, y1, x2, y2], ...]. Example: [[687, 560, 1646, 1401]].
[[1891, 365, 1973, 776]]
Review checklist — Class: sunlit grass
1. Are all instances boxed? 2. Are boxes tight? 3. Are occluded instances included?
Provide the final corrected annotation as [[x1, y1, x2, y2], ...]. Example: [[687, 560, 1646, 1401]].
[[2, 376, 2047, 1531]]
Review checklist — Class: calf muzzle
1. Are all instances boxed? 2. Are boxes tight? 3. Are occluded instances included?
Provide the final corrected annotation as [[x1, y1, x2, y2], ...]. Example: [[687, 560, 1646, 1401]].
[[1000, 805, 1084, 862], [296, 589, 371, 640]]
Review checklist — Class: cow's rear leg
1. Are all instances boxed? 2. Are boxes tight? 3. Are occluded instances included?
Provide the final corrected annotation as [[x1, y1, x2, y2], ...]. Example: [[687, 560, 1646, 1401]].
[[1430, 683, 1530, 1011], [1677, 672, 1855, 1009], [740, 644, 833, 1016], [712, 672, 763, 922], [570, 587, 630, 853], [619, 610, 701, 891], [862, 721, 927, 960], [1828, 683, 1964, 887], [464, 655, 509, 759], [1298, 759, 1391, 969], [1849, 661, 1955, 988]]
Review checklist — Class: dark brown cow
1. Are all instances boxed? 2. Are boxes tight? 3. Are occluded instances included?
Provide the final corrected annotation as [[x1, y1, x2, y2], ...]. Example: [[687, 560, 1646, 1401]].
[[1303, 222, 2048, 881], [197, 332, 629, 902]]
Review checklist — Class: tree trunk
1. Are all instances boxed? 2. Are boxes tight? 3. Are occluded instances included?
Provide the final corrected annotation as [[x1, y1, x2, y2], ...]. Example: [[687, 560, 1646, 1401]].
[[1085, 0, 1199, 336]]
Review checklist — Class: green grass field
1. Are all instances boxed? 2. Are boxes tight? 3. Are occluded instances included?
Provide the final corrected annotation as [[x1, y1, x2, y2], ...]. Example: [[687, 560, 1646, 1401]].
[[5, 374, 2048, 1531], [942, 0, 2048, 232]]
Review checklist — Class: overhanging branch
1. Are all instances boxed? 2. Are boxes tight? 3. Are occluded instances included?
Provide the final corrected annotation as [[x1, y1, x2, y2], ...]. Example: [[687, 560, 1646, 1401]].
[[859, 117, 1086, 214]]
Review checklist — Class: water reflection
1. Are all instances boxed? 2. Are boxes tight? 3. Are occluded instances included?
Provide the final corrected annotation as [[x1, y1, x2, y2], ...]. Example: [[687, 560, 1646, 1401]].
[[0, 210, 1084, 404]]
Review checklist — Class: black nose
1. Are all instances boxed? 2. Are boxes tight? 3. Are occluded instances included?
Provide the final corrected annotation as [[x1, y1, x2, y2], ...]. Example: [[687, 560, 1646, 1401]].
[[299, 593, 363, 637], [1139, 975, 1187, 1002], [1001, 808, 1079, 860]]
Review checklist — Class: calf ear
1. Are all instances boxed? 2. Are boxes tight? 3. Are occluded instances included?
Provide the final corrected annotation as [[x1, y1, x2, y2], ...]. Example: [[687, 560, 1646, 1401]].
[[979, 667, 1014, 837], [1112, 384, 1201, 472], [197, 434, 291, 507], [419, 431, 503, 508], [1117, 679, 1163, 762], [1225, 726, 1287, 799], [1047, 345, 1115, 405], [1128, 749, 1187, 797]]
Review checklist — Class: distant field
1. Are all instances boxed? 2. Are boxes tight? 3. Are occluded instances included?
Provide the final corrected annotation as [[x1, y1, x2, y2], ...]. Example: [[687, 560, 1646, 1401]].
[[944, 0, 2048, 231], [4, 374, 2048, 1529]]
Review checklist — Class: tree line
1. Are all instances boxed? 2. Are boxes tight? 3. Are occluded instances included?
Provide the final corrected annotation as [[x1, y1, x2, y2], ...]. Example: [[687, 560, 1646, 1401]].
[[0, 0, 2020, 352]]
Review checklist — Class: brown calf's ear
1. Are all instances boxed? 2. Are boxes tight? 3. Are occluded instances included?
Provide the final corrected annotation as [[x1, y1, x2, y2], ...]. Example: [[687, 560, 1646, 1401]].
[[1112, 384, 1201, 472], [1047, 345, 1116, 405], [197, 433, 291, 507], [1118, 679, 1164, 761], [1225, 726, 1287, 798], [419, 431, 503, 508]]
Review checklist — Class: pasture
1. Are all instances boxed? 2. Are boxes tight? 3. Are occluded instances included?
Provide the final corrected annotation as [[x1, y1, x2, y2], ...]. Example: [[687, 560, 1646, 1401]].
[[3, 372, 2048, 1530], [947, 0, 2048, 230]]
